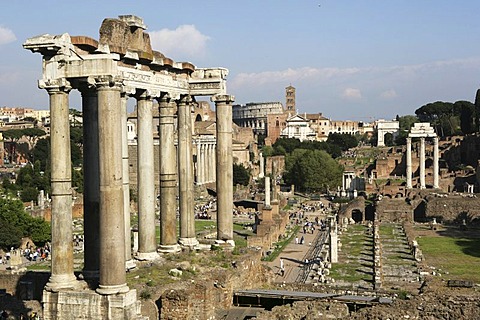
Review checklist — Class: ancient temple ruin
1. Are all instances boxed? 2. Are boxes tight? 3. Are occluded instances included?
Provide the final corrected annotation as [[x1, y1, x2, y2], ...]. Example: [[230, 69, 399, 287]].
[[24, 15, 234, 319]]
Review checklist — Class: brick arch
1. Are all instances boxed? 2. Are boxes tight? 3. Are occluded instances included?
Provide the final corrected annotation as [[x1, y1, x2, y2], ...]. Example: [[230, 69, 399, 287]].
[[338, 197, 366, 224]]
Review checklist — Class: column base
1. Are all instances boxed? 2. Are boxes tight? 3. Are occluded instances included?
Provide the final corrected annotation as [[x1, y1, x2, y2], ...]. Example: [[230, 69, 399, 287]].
[[212, 239, 235, 251], [44, 274, 86, 292], [43, 288, 146, 320], [135, 251, 159, 261], [126, 259, 137, 270], [96, 283, 130, 295], [178, 237, 199, 247], [157, 244, 182, 253]]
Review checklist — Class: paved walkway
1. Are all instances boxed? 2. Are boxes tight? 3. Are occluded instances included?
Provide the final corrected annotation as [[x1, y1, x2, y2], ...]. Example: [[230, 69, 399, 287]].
[[265, 209, 329, 284]]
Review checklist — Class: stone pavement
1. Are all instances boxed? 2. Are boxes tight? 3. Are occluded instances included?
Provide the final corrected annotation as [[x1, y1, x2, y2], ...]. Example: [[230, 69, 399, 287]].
[[265, 210, 329, 284]]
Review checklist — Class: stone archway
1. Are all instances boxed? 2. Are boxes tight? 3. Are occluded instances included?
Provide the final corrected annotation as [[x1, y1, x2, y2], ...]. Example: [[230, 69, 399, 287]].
[[351, 209, 363, 223]]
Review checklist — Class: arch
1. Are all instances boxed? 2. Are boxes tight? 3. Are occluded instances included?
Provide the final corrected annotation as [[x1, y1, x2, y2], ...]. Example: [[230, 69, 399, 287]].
[[351, 209, 363, 223], [195, 114, 202, 122]]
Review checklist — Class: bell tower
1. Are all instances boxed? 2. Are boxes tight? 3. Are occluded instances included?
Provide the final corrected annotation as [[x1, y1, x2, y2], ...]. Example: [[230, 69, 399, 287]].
[[285, 85, 295, 112]]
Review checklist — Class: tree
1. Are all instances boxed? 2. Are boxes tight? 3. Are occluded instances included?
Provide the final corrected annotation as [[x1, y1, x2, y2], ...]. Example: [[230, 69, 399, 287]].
[[233, 163, 250, 186], [327, 133, 358, 151], [415, 101, 460, 136], [22, 128, 46, 149], [397, 115, 418, 131], [0, 198, 50, 249], [456, 100, 476, 134], [284, 149, 343, 193], [273, 138, 301, 154]]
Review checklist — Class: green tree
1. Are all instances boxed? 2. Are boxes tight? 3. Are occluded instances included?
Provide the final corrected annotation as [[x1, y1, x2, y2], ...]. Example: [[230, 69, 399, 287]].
[[327, 133, 358, 151], [397, 115, 418, 131], [233, 163, 250, 186], [0, 198, 50, 249], [415, 101, 460, 136], [273, 138, 301, 154], [456, 100, 476, 134], [22, 127, 46, 148], [284, 149, 343, 193]]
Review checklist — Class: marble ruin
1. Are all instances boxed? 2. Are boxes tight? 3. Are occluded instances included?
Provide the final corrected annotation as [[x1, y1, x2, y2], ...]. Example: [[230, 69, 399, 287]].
[[24, 15, 235, 319], [406, 122, 439, 189]]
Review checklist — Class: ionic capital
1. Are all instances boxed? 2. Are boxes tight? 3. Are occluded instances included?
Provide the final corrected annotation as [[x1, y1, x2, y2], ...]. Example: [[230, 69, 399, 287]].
[[88, 75, 123, 90], [211, 94, 235, 104], [39, 78, 72, 94]]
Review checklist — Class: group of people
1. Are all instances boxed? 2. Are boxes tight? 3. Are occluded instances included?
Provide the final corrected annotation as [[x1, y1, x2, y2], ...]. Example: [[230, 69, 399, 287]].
[[0, 310, 39, 319]]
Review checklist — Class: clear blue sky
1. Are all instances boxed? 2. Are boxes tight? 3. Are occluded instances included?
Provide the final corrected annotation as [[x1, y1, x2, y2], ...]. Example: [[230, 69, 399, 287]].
[[1, 0, 480, 121]]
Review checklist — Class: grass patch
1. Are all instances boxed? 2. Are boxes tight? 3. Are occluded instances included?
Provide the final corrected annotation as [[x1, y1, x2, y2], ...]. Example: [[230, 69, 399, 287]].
[[417, 236, 480, 282]]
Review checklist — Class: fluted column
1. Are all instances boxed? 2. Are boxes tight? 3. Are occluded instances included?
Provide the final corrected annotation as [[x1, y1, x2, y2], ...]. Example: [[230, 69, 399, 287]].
[[178, 95, 198, 246], [406, 138, 412, 189], [433, 136, 439, 189], [420, 137, 426, 189], [135, 90, 158, 260], [212, 95, 235, 243], [44, 81, 82, 292], [96, 77, 129, 295], [81, 85, 100, 283], [121, 93, 135, 269], [158, 93, 180, 252]]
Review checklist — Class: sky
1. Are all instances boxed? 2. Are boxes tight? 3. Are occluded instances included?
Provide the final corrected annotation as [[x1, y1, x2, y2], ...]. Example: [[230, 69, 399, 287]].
[[1, 0, 480, 121]]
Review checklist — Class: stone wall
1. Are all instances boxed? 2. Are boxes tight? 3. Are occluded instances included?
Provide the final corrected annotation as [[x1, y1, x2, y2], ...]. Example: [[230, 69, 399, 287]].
[[375, 198, 413, 222], [0, 272, 49, 300], [159, 249, 271, 320], [424, 194, 480, 223]]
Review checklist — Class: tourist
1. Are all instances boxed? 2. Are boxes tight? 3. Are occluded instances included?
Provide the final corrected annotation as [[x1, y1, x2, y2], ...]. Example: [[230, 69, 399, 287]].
[[295, 236, 299, 244], [280, 258, 284, 270], [300, 236, 304, 244]]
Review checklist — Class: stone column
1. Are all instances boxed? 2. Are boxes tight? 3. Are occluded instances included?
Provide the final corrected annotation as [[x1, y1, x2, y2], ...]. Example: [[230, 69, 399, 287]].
[[44, 81, 82, 292], [195, 141, 201, 184], [158, 93, 180, 253], [178, 95, 198, 246], [259, 153, 265, 178], [135, 90, 158, 260], [81, 85, 100, 282], [433, 137, 439, 189], [265, 176, 271, 208], [329, 218, 338, 263], [212, 95, 235, 243], [121, 93, 135, 270], [420, 137, 426, 189], [406, 137, 412, 188], [204, 143, 210, 183], [96, 77, 129, 295], [201, 143, 207, 184]]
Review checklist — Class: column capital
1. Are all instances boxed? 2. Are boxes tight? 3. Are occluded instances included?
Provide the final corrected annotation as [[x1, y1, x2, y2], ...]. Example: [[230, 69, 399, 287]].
[[211, 94, 235, 104], [87, 75, 123, 90], [39, 78, 72, 93], [135, 88, 160, 100]]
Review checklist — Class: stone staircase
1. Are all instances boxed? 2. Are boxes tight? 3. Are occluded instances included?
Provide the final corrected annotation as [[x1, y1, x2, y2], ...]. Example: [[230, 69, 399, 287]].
[[379, 222, 419, 287]]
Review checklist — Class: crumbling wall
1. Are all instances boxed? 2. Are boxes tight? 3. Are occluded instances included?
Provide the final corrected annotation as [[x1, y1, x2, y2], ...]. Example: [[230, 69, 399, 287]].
[[159, 249, 271, 320]]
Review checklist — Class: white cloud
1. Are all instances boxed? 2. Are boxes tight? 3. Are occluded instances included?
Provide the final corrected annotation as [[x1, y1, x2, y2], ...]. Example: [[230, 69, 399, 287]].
[[0, 26, 16, 45], [149, 25, 210, 59], [380, 89, 397, 99], [342, 88, 362, 100]]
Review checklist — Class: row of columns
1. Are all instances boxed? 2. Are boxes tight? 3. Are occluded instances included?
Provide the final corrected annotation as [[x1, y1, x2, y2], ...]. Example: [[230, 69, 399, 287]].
[[195, 141, 216, 185], [406, 137, 439, 189], [43, 77, 235, 295]]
